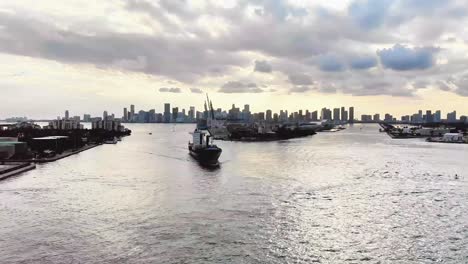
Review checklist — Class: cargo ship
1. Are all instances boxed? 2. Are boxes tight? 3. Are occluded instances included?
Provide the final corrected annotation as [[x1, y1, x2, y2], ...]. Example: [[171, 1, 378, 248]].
[[188, 129, 222, 165]]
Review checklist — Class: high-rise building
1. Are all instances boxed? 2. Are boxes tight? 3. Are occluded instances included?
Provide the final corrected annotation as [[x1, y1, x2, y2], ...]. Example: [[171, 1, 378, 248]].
[[172, 107, 178, 122], [266, 110, 272, 122], [361, 115, 372, 122], [460, 115, 467, 123], [349, 107, 354, 123], [333, 108, 340, 121], [189, 106, 195, 121], [242, 104, 251, 122], [65, 110, 69, 120], [373, 114, 380, 122], [130, 105, 135, 121], [228, 104, 240, 120], [434, 110, 441, 122], [321, 108, 332, 121], [417, 110, 423, 123], [447, 111, 457, 122], [123, 108, 128, 121], [425, 110, 433, 123], [83, 114, 91, 122], [384, 113, 393, 122], [311, 111, 318, 121], [103, 111, 108, 121], [164, 103, 171, 123], [340, 107, 348, 122], [258, 112, 265, 121]]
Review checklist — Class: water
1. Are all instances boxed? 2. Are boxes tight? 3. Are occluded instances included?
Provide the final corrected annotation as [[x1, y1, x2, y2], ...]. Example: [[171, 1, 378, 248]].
[[0, 124, 467, 263]]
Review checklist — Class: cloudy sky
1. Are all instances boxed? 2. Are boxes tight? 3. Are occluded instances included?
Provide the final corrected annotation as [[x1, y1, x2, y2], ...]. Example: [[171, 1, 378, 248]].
[[1, 0, 468, 119]]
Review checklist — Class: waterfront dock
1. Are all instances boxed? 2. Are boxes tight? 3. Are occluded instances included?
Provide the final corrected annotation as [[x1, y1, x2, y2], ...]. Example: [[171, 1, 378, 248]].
[[5, 143, 101, 163], [0, 162, 36, 181]]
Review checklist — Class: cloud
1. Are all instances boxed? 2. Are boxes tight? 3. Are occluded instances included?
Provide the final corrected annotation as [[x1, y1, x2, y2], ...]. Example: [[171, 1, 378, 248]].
[[289, 86, 311, 94], [0, 0, 467, 102], [435, 80, 452, 91], [254, 60, 273, 73], [288, 74, 313, 85], [0, 13, 247, 82], [190, 88, 203, 94], [318, 54, 345, 72], [412, 80, 429, 89], [377, 44, 437, 71], [159, 87, 182, 93], [218, 81, 264, 93], [449, 75, 468, 96], [349, 55, 378, 70], [348, 0, 394, 29]]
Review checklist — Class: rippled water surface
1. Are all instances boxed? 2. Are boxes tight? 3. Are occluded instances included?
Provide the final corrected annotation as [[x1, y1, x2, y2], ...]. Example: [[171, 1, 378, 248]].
[[1, 124, 467, 263]]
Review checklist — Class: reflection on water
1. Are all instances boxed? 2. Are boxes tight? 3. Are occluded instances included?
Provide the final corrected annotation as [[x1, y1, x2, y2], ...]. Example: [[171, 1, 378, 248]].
[[0, 124, 467, 263]]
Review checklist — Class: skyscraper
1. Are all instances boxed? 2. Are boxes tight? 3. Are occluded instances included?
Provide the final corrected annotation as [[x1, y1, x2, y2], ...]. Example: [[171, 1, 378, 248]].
[[189, 106, 195, 121], [242, 104, 251, 122], [333, 108, 340, 121], [321, 108, 332, 121], [349, 107, 354, 123], [447, 111, 457, 122], [311, 111, 318, 121], [266, 110, 272, 122], [172, 107, 178, 122], [434, 110, 441, 122], [123, 107, 128, 121], [340, 107, 348, 122], [164, 103, 171, 123], [373, 113, 380, 122], [103, 111, 108, 121], [130, 105, 135, 121], [425, 110, 433, 123], [65, 110, 69, 120]]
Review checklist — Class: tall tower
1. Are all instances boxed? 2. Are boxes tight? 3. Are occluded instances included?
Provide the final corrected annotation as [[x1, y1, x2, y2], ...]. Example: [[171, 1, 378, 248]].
[[349, 107, 354, 123], [130, 105, 135, 121], [65, 110, 69, 120], [164, 103, 171, 123]]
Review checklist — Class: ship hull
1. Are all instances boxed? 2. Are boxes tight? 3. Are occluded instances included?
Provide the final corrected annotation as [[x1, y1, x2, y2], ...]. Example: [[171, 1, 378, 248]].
[[189, 147, 222, 165]]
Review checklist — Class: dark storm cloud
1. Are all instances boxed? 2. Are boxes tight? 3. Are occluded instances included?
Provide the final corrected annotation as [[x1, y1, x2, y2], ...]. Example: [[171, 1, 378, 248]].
[[377, 44, 437, 71], [159, 87, 182, 93], [254, 60, 273, 73], [219, 81, 264, 93], [190, 88, 203, 94]]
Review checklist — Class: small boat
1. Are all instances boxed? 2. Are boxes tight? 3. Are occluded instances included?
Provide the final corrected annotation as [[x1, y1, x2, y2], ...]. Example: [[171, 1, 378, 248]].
[[189, 129, 222, 165], [148, 132, 152, 135], [104, 137, 118, 144]]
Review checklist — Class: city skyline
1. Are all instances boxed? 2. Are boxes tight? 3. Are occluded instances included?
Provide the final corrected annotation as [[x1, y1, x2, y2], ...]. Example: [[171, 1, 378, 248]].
[[5, 104, 465, 125], [1, 1, 468, 119]]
